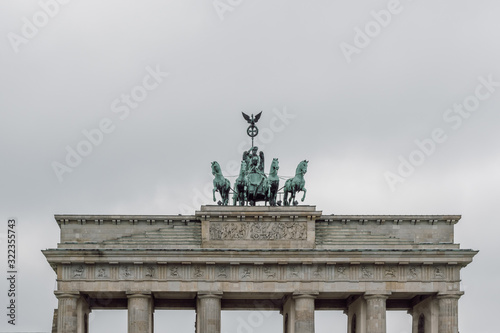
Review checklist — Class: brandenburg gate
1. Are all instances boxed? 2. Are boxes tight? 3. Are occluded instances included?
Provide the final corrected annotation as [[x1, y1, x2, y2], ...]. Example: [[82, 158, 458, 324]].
[[44, 205, 476, 333], [44, 113, 477, 332]]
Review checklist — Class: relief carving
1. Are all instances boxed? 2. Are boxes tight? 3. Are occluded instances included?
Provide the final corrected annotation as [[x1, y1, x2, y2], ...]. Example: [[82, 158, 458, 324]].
[[120, 266, 133, 279], [145, 266, 155, 278], [263, 266, 276, 279], [289, 265, 300, 278], [241, 267, 251, 279], [361, 266, 373, 279], [217, 266, 228, 278], [194, 266, 205, 278], [408, 267, 420, 280], [312, 265, 323, 278], [209, 221, 307, 240], [385, 267, 396, 278], [170, 266, 180, 277], [434, 266, 445, 279], [96, 266, 108, 279], [336, 265, 349, 279], [73, 265, 84, 278]]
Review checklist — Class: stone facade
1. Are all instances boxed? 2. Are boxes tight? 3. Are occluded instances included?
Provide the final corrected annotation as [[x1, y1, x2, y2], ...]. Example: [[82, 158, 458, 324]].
[[44, 205, 477, 333]]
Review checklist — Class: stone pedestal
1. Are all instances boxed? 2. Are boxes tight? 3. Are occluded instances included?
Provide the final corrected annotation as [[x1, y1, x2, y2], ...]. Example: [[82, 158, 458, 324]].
[[365, 294, 389, 333], [437, 293, 462, 333], [55, 292, 80, 333], [197, 292, 222, 333], [293, 293, 317, 333], [127, 292, 153, 333]]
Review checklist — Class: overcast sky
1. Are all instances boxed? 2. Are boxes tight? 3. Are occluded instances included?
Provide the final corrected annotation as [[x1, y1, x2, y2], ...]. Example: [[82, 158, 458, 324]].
[[1, 0, 499, 332]]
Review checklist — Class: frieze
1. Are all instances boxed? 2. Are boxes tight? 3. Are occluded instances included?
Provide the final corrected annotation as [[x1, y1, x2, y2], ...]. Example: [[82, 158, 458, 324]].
[[209, 221, 307, 240], [61, 263, 458, 284]]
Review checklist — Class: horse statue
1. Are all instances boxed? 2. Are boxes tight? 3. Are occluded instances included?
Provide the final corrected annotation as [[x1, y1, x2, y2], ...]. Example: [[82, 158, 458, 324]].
[[283, 160, 308, 206], [266, 158, 280, 206], [233, 160, 248, 206], [211, 161, 230, 205]]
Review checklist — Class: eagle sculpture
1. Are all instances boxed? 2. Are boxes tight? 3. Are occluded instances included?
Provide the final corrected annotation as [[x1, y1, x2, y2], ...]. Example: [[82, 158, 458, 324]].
[[242, 111, 262, 125]]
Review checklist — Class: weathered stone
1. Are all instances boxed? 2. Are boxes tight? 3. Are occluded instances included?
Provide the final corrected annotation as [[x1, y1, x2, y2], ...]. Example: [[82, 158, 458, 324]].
[[44, 205, 477, 332]]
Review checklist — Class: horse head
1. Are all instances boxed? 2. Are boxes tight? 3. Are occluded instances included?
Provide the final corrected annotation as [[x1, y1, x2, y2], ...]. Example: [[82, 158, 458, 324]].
[[211, 161, 221, 175], [295, 160, 308, 176], [270, 158, 279, 174]]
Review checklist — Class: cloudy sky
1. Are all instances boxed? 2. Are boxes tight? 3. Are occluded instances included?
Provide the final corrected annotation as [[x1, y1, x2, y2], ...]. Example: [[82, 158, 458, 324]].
[[1, 0, 499, 332]]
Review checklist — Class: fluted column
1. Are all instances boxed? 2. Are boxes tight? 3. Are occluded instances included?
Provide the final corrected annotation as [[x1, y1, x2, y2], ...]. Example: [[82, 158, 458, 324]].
[[437, 293, 462, 333], [197, 292, 222, 333], [55, 292, 80, 333], [293, 293, 318, 333], [127, 292, 153, 333], [365, 294, 389, 333]]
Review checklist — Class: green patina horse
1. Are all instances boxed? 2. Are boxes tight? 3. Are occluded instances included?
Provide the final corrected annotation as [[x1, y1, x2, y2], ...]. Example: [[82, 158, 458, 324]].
[[283, 160, 308, 206], [211, 161, 231, 205], [266, 158, 280, 206], [233, 160, 248, 206]]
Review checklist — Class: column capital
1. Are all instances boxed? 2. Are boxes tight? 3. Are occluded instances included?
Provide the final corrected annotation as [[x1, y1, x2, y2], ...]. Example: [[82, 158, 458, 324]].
[[126, 291, 152, 299], [197, 291, 223, 299], [437, 292, 464, 300], [292, 292, 319, 300], [54, 291, 80, 299], [364, 292, 391, 300]]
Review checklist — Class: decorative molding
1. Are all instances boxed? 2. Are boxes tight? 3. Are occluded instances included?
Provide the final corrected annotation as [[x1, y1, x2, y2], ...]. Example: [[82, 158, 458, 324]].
[[209, 221, 307, 240]]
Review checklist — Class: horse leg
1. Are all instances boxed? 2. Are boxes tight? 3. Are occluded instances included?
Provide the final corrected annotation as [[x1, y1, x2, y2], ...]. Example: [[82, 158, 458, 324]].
[[232, 186, 238, 206], [301, 188, 307, 202], [213, 188, 217, 202]]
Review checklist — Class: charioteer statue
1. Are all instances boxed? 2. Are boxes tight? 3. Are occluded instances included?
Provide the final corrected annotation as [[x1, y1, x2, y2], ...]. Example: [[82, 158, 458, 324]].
[[243, 146, 265, 176], [212, 111, 308, 206]]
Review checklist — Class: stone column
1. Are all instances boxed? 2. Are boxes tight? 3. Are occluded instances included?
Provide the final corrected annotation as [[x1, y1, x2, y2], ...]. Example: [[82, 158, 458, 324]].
[[55, 292, 80, 333], [437, 293, 462, 333], [197, 292, 222, 333], [127, 292, 153, 333], [293, 293, 317, 333], [365, 294, 389, 333]]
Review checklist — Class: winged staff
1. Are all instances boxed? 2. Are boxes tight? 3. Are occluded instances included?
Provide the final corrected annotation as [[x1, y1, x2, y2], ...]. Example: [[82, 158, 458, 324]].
[[242, 111, 262, 146]]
